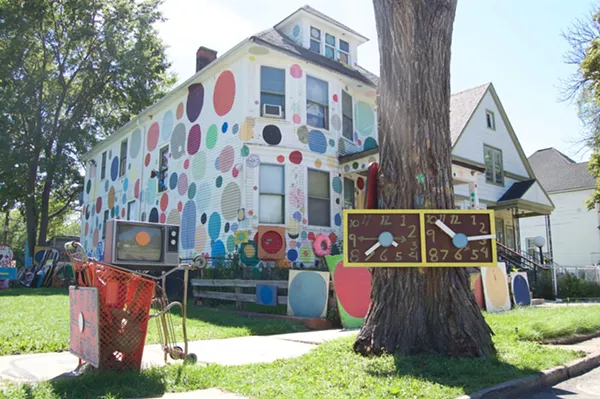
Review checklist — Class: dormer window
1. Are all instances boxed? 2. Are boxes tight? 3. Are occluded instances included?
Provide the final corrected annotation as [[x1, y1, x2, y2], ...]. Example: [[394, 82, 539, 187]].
[[310, 27, 321, 53], [340, 40, 350, 64], [325, 34, 336, 59]]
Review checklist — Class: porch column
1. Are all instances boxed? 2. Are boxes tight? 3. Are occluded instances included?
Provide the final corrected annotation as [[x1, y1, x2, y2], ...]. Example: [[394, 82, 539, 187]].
[[468, 182, 480, 209]]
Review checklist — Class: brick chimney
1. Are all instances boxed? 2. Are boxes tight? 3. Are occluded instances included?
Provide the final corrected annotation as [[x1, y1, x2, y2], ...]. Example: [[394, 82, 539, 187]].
[[196, 46, 218, 73]]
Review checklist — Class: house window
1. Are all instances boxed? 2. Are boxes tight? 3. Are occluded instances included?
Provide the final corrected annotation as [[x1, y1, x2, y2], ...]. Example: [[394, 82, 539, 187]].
[[308, 169, 330, 226], [127, 200, 137, 221], [259, 164, 285, 224], [310, 26, 321, 53], [486, 110, 496, 130], [344, 178, 355, 209], [307, 76, 329, 129], [342, 90, 353, 141], [101, 151, 107, 179], [119, 139, 127, 177], [260, 66, 285, 118], [158, 146, 169, 192], [495, 218, 505, 245], [483, 145, 503, 185], [325, 33, 336, 59], [102, 210, 109, 239], [339, 40, 350, 64], [526, 237, 537, 259]]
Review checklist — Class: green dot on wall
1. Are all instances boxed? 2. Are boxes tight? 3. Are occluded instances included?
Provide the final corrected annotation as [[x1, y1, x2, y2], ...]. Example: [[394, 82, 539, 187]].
[[352, 162, 359, 169]]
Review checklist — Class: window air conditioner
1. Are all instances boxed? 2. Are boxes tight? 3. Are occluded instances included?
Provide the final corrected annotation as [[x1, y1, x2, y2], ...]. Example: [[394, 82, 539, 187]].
[[262, 103, 283, 118]]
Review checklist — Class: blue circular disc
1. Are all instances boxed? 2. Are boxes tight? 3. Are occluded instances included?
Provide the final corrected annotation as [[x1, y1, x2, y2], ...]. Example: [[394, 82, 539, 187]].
[[452, 233, 468, 249], [379, 231, 394, 247]]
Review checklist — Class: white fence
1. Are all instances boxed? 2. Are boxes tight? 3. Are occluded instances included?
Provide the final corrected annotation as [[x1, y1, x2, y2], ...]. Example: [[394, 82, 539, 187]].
[[556, 265, 600, 285]]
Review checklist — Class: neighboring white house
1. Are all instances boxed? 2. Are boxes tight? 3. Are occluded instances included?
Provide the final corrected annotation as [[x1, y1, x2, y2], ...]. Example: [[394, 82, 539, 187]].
[[79, 5, 554, 266], [519, 148, 599, 266]]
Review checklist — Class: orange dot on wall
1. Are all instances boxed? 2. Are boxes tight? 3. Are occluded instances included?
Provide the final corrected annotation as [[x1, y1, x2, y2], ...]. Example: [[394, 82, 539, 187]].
[[248, 210, 254, 216], [176, 103, 184, 119], [135, 231, 151, 246]]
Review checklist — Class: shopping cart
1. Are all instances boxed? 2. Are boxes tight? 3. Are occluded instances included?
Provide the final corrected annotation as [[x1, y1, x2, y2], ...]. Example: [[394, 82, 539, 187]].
[[64, 241, 203, 371]]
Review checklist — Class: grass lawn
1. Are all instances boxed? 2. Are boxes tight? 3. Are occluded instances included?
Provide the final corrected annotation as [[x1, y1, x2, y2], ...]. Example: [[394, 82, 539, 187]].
[[1, 305, 599, 399], [0, 288, 306, 356]]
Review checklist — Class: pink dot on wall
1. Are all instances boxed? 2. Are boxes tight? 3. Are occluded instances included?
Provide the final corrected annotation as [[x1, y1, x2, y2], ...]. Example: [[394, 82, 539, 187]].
[[333, 94, 338, 103], [277, 155, 285, 163], [293, 114, 301, 124], [178, 202, 183, 212], [184, 159, 190, 169], [290, 64, 303, 78], [160, 213, 166, 224], [254, 100, 259, 105], [147, 122, 159, 151], [145, 154, 151, 167]]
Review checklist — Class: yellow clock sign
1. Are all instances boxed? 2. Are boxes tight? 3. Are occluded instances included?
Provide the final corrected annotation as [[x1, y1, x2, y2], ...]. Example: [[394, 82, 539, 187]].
[[343, 209, 498, 267]]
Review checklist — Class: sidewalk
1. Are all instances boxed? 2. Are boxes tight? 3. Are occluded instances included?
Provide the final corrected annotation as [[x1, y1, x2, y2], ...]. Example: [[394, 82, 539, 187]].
[[0, 329, 358, 384]]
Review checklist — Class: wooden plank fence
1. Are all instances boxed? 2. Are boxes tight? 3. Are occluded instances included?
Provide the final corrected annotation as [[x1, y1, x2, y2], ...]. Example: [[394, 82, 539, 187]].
[[191, 278, 336, 310]]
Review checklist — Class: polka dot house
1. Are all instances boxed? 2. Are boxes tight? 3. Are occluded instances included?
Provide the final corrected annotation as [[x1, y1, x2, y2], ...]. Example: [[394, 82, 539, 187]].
[[79, 11, 379, 267]]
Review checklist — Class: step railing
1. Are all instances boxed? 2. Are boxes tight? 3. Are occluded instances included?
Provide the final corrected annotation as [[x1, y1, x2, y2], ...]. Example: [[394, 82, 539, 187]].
[[496, 241, 549, 271]]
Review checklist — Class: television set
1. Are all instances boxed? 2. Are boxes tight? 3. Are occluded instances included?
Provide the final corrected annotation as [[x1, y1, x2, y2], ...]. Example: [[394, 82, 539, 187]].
[[104, 220, 180, 270]]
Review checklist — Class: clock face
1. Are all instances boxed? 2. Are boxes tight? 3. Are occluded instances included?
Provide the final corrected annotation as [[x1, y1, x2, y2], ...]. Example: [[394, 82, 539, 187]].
[[423, 212, 494, 264], [343, 210, 497, 267]]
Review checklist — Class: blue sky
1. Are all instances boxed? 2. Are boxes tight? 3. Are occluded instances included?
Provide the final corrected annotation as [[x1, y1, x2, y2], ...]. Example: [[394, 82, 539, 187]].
[[157, 0, 597, 162]]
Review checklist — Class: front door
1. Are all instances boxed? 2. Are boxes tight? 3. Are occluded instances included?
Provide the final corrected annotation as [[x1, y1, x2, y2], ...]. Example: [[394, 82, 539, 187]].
[[505, 225, 515, 250], [495, 218, 505, 245]]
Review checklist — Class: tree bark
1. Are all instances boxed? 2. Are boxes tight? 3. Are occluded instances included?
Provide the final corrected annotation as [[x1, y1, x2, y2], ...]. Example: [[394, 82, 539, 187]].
[[354, 0, 495, 358]]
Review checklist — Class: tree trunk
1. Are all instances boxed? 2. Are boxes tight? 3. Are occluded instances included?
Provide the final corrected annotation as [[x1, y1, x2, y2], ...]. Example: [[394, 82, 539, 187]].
[[354, 0, 495, 358], [3, 210, 8, 245]]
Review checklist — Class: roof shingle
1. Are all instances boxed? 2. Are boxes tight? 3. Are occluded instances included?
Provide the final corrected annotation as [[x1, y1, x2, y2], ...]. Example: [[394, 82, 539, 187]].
[[449, 83, 490, 144], [528, 148, 596, 193]]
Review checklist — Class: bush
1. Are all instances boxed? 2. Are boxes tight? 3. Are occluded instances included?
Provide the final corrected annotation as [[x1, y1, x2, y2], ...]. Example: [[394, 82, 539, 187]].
[[558, 273, 600, 298]]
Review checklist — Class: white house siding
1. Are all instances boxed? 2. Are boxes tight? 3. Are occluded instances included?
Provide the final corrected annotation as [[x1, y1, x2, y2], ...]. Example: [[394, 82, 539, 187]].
[[453, 91, 529, 178], [454, 175, 522, 205], [80, 43, 377, 267], [519, 188, 600, 266]]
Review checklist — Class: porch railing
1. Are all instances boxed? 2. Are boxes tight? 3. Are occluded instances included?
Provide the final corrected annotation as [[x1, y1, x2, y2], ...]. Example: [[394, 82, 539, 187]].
[[496, 241, 549, 271]]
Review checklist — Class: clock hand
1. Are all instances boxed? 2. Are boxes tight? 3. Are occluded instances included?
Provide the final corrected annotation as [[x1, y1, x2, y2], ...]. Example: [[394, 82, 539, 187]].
[[467, 234, 496, 241], [435, 220, 456, 238], [391, 240, 399, 247], [365, 242, 381, 257]]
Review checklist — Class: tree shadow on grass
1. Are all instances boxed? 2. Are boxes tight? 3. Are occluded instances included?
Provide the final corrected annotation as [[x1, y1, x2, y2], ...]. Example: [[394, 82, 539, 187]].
[[47, 367, 170, 399], [366, 352, 540, 395], [0, 288, 68, 297]]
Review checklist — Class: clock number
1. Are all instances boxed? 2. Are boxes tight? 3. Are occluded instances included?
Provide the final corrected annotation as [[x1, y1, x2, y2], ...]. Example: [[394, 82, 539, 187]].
[[479, 222, 487, 234], [429, 248, 439, 262], [400, 215, 406, 226], [409, 251, 419, 260], [362, 215, 372, 226], [480, 246, 489, 258], [349, 234, 356, 248], [350, 249, 360, 262], [450, 215, 461, 225], [454, 248, 463, 261], [395, 252, 403, 261], [351, 219, 360, 228], [410, 240, 418, 251], [408, 225, 417, 238], [440, 214, 446, 222], [379, 249, 388, 261], [426, 229, 436, 243], [381, 215, 392, 226], [426, 215, 436, 224], [471, 249, 479, 260], [440, 249, 449, 260]]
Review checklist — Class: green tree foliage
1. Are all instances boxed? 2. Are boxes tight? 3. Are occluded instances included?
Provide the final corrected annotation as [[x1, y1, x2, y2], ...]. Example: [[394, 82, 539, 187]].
[[563, 9, 600, 209], [0, 0, 176, 257]]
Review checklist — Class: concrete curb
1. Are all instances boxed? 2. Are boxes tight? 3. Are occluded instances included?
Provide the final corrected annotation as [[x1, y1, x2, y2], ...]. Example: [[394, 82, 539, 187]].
[[540, 330, 600, 345], [455, 350, 600, 399]]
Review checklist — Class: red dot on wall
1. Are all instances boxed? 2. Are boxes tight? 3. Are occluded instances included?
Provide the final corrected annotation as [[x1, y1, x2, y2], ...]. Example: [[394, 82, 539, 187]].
[[184, 159, 190, 169], [177, 202, 183, 212], [308, 232, 316, 240], [121, 208, 126, 218], [160, 213, 166, 224], [277, 155, 285, 163], [333, 94, 339, 103], [329, 232, 337, 243], [145, 153, 151, 167], [357, 177, 365, 190]]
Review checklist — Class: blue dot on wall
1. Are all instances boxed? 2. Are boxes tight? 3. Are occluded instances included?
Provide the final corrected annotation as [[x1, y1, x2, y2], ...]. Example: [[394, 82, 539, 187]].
[[293, 211, 302, 221], [222, 122, 228, 133], [208, 212, 221, 240], [258, 285, 274, 306], [169, 173, 178, 190], [123, 178, 129, 192], [201, 213, 207, 224], [287, 249, 298, 262], [224, 222, 230, 233], [329, 138, 335, 147], [181, 201, 197, 250], [232, 124, 239, 134], [332, 176, 342, 194], [149, 207, 159, 222], [308, 130, 327, 154], [105, 180, 109, 192], [212, 240, 225, 259], [122, 194, 127, 205], [216, 176, 223, 188], [334, 213, 342, 226], [364, 137, 377, 151], [513, 275, 531, 306], [231, 223, 238, 232], [301, 231, 308, 239], [110, 157, 119, 181]]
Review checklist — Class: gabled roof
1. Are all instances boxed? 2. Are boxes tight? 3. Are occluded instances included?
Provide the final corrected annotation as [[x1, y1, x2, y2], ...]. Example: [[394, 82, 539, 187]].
[[498, 179, 536, 202], [528, 148, 596, 193], [450, 83, 490, 144], [251, 28, 378, 87], [274, 5, 369, 41]]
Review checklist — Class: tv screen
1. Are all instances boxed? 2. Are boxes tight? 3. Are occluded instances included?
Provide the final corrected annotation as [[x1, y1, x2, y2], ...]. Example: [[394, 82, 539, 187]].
[[115, 223, 164, 262]]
